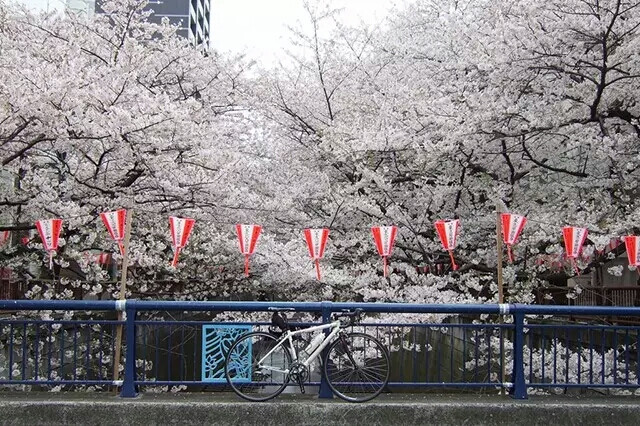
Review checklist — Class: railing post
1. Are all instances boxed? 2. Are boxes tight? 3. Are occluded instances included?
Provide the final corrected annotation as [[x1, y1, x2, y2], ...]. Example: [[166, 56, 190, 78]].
[[120, 301, 138, 398], [511, 306, 527, 399], [318, 301, 333, 399]]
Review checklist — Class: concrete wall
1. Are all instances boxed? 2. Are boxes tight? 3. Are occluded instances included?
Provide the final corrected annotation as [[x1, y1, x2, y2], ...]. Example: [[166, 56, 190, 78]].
[[1, 393, 639, 425]]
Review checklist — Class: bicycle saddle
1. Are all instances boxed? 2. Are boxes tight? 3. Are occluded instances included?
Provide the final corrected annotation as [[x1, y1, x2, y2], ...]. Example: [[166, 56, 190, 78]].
[[270, 312, 289, 332]]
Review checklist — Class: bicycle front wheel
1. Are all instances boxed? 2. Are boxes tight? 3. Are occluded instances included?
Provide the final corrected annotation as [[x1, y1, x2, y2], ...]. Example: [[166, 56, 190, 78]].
[[225, 331, 291, 402], [324, 332, 390, 402]]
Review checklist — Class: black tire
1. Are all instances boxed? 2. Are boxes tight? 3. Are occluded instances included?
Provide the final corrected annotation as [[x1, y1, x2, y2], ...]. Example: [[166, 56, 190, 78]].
[[324, 332, 390, 402], [224, 331, 291, 401]]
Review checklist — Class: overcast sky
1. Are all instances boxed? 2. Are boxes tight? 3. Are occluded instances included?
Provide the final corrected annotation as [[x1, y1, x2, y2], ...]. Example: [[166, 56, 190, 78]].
[[13, 0, 65, 10], [211, 0, 399, 66], [12, 0, 402, 65]]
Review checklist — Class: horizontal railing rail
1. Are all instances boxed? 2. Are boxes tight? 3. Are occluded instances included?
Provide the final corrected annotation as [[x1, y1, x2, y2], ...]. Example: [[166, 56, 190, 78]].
[[1, 300, 640, 399], [535, 286, 640, 309]]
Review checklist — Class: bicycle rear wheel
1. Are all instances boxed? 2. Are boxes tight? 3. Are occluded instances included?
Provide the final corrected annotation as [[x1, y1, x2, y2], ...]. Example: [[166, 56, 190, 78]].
[[324, 332, 390, 402], [225, 331, 291, 401]]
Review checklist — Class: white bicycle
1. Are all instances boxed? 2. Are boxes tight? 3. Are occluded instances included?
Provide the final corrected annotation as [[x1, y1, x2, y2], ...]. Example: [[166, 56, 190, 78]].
[[224, 308, 390, 402]]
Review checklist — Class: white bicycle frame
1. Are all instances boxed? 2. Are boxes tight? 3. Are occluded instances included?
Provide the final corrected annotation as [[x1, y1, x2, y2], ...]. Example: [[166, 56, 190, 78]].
[[257, 320, 343, 374]]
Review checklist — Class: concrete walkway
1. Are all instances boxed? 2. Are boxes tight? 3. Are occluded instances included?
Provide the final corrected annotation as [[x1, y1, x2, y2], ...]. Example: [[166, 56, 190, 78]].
[[0, 392, 639, 425]]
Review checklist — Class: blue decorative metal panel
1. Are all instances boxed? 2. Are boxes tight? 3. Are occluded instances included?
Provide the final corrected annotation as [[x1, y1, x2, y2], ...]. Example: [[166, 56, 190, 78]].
[[201, 324, 252, 382]]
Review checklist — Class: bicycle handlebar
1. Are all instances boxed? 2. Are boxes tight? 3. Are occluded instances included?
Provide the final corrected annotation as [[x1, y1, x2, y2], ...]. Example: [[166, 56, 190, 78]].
[[335, 308, 364, 326]]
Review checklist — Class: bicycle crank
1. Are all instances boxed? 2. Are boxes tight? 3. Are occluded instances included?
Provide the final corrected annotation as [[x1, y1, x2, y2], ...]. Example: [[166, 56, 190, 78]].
[[288, 362, 308, 394]]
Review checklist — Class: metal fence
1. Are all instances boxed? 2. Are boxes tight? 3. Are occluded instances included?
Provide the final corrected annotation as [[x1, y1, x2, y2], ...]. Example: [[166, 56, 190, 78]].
[[535, 286, 640, 308], [1, 300, 639, 399]]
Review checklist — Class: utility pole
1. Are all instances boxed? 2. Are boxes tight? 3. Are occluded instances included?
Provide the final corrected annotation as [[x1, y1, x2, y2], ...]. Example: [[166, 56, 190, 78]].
[[496, 201, 505, 305], [112, 210, 133, 392], [495, 200, 506, 396]]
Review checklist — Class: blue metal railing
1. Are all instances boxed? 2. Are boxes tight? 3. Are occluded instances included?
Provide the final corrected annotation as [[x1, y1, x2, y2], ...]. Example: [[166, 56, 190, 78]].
[[1, 300, 639, 399]]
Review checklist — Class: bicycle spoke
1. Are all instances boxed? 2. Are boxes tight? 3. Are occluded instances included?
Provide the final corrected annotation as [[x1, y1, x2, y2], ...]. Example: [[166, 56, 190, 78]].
[[332, 367, 357, 384], [357, 367, 385, 384]]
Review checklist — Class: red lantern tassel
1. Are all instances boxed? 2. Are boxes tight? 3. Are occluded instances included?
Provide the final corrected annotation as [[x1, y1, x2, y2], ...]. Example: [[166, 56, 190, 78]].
[[49, 251, 54, 270], [315, 259, 321, 281], [572, 258, 580, 275], [448, 251, 458, 271], [171, 248, 180, 267], [118, 241, 125, 256], [507, 245, 514, 263], [383, 256, 388, 277], [244, 254, 250, 277]]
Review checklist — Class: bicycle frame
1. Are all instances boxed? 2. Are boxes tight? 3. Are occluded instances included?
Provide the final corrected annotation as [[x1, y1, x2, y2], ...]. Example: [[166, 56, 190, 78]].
[[257, 320, 343, 374]]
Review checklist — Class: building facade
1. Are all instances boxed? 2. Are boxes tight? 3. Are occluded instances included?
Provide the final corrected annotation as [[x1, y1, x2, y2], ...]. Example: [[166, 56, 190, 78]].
[[74, 0, 210, 48]]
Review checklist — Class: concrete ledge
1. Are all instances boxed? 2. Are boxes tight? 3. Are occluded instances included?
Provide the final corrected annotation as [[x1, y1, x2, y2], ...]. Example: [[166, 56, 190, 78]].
[[0, 392, 639, 425]]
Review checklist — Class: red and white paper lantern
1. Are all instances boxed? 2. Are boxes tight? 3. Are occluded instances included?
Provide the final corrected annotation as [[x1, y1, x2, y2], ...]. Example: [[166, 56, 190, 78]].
[[562, 226, 588, 274], [624, 236, 640, 271], [501, 213, 527, 263], [84, 252, 112, 265], [371, 226, 398, 277], [434, 219, 460, 271], [96, 252, 111, 265], [35, 219, 63, 269], [0, 231, 9, 246], [169, 216, 195, 267], [236, 224, 262, 276], [597, 238, 622, 257], [100, 209, 127, 255], [304, 228, 329, 280]]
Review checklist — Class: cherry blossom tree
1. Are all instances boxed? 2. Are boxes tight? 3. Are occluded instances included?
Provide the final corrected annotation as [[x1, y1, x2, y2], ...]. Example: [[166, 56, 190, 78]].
[[248, 0, 640, 304], [0, 0, 286, 301], [1, 0, 640, 307]]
